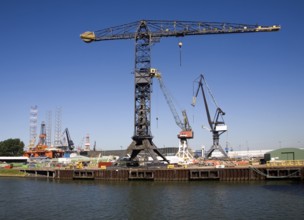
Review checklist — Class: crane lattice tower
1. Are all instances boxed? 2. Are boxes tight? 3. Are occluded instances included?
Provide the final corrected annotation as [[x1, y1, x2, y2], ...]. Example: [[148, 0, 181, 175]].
[[46, 111, 52, 147], [29, 105, 38, 150], [54, 107, 62, 147]]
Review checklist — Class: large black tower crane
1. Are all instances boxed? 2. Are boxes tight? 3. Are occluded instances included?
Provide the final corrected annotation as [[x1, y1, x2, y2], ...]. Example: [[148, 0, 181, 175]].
[[80, 20, 280, 164]]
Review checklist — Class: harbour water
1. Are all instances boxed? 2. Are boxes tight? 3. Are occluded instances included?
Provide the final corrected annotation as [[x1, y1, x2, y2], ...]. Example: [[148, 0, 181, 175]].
[[0, 178, 303, 220]]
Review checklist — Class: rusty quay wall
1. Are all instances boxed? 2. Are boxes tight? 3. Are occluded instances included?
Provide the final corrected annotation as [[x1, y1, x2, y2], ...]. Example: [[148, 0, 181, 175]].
[[22, 166, 304, 181]]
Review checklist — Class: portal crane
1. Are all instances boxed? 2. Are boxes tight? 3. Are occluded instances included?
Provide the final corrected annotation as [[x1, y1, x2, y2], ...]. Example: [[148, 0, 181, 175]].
[[152, 68, 194, 163], [192, 74, 228, 158], [80, 20, 280, 164]]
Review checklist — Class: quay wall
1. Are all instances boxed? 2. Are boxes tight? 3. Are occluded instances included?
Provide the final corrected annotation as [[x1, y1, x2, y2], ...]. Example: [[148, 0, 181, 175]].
[[21, 166, 304, 181]]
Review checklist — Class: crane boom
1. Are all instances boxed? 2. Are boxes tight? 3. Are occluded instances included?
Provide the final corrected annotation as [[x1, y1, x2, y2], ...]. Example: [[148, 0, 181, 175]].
[[81, 20, 280, 42], [152, 69, 193, 140], [62, 128, 75, 150], [153, 69, 184, 130], [192, 74, 213, 129]]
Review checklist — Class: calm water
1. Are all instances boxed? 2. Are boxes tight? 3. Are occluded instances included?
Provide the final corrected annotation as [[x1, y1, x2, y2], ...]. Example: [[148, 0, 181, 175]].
[[0, 177, 303, 220]]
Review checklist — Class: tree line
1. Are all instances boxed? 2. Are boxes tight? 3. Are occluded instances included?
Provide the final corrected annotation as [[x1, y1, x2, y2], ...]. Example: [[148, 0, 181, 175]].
[[0, 139, 24, 156]]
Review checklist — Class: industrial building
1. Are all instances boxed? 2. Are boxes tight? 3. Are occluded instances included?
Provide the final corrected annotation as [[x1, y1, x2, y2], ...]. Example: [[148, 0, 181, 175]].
[[264, 148, 304, 161]]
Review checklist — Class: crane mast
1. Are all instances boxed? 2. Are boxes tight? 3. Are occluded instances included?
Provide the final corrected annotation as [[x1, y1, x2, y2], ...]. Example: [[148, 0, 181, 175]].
[[192, 74, 228, 158], [80, 20, 280, 164]]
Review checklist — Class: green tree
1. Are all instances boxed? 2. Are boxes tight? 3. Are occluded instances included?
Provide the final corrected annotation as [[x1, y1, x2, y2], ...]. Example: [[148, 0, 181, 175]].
[[0, 139, 24, 156]]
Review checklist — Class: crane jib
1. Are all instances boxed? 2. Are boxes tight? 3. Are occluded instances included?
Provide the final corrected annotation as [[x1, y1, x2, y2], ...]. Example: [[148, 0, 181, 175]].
[[92, 27, 280, 41], [81, 20, 280, 42]]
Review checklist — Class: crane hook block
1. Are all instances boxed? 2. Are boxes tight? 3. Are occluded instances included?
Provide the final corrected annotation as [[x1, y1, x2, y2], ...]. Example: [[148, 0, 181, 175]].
[[80, 31, 96, 43]]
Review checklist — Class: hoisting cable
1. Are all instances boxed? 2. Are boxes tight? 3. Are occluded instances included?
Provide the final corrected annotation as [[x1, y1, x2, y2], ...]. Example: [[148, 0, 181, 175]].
[[201, 74, 220, 109], [178, 41, 183, 66], [201, 74, 226, 124]]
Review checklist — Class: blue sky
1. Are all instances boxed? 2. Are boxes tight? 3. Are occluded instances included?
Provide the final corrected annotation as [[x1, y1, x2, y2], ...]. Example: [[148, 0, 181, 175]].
[[0, 0, 303, 151]]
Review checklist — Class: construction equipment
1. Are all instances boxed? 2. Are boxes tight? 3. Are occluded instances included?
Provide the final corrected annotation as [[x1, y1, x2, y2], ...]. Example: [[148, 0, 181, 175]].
[[61, 128, 75, 151], [192, 74, 228, 158], [80, 20, 280, 164], [23, 121, 65, 158], [152, 68, 194, 163], [76, 161, 83, 169], [28, 138, 36, 151], [36, 121, 48, 150]]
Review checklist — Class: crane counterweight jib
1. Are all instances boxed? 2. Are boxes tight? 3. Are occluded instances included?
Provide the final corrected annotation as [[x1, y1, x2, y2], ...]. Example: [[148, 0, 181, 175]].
[[80, 31, 96, 43]]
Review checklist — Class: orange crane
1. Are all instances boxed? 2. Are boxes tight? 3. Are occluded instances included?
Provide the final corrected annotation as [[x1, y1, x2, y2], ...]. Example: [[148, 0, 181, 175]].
[[80, 20, 280, 164]]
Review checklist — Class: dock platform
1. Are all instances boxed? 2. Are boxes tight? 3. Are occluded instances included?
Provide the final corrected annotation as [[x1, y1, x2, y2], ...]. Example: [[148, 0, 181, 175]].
[[20, 165, 304, 181]]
